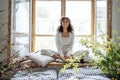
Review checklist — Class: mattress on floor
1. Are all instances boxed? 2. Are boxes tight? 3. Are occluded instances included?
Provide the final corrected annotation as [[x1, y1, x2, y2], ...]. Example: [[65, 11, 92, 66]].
[[11, 67, 110, 80], [11, 70, 57, 80], [58, 67, 110, 80]]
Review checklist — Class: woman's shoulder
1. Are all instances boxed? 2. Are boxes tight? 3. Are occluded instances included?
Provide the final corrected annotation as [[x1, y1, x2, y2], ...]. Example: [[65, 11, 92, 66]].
[[56, 32, 60, 34], [56, 32, 61, 36]]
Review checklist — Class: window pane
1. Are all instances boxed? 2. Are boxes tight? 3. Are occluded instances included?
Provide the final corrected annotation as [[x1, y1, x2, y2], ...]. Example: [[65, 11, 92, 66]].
[[96, 0, 107, 35], [66, 1, 91, 35], [35, 1, 61, 35], [12, 0, 30, 33], [35, 36, 57, 51], [12, 34, 30, 58]]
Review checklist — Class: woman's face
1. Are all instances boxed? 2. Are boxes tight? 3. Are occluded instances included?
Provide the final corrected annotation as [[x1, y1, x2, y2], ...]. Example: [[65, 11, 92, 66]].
[[62, 19, 70, 29]]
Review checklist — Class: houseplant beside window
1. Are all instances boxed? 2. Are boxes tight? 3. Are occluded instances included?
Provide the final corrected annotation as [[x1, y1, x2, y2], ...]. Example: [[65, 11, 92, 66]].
[[80, 31, 120, 79]]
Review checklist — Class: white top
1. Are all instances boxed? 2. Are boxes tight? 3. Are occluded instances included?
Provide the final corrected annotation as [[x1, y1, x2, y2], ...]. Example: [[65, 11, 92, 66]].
[[61, 37, 69, 46], [55, 32, 74, 57]]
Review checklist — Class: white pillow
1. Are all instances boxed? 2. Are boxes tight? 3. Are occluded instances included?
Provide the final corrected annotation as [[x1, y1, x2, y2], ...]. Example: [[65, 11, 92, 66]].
[[27, 52, 55, 67], [73, 50, 91, 62], [41, 49, 58, 57]]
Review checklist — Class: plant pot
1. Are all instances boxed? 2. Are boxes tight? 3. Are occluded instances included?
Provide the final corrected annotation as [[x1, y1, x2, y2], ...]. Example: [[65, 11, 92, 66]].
[[106, 74, 120, 80], [80, 59, 84, 63], [0, 72, 1, 77]]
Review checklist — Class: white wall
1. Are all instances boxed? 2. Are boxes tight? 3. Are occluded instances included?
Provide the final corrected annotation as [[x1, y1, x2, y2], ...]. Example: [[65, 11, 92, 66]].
[[0, 0, 8, 61], [112, 0, 120, 36]]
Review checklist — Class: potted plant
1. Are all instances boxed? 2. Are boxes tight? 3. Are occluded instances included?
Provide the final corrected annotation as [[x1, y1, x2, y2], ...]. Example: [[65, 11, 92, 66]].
[[80, 31, 120, 80]]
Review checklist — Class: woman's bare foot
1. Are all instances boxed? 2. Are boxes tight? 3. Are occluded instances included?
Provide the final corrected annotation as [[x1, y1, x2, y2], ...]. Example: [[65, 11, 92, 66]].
[[64, 56, 70, 59], [52, 54, 60, 59]]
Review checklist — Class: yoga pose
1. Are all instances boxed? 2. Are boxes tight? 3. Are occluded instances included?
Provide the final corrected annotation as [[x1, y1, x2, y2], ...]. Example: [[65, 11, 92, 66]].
[[52, 17, 74, 60]]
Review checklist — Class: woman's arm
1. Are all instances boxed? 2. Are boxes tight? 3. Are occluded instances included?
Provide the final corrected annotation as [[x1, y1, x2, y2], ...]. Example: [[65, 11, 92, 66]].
[[55, 32, 64, 57]]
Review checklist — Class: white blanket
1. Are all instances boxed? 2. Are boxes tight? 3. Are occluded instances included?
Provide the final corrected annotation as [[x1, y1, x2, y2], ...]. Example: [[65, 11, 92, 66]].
[[58, 67, 110, 80], [11, 70, 57, 80], [11, 67, 110, 80]]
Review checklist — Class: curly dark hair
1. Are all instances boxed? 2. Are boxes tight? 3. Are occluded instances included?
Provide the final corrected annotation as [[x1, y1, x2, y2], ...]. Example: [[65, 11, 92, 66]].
[[57, 17, 74, 33]]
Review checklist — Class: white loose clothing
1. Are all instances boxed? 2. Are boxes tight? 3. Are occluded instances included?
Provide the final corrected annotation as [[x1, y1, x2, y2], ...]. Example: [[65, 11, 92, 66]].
[[55, 32, 74, 57]]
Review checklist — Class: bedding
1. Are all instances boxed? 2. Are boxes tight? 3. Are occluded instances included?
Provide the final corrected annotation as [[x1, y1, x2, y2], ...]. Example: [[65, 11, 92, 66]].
[[11, 70, 57, 80], [58, 67, 110, 80], [11, 67, 110, 80]]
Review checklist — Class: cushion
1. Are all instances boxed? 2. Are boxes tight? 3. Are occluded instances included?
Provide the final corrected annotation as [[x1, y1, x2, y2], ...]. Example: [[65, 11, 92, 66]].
[[26, 52, 55, 67], [73, 50, 91, 62], [41, 49, 58, 57]]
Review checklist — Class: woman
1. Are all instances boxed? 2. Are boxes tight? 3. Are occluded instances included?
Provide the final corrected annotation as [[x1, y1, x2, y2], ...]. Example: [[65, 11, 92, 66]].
[[52, 17, 74, 60]]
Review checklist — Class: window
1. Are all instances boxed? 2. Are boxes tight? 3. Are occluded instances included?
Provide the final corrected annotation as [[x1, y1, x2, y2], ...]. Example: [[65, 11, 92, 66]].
[[96, 0, 107, 35], [35, 0, 61, 51], [11, 0, 31, 57], [11, 0, 108, 57], [66, 0, 91, 51], [95, 0, 107, 42]]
